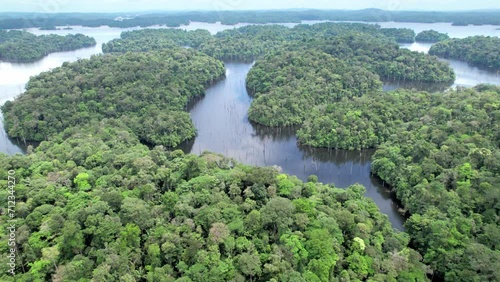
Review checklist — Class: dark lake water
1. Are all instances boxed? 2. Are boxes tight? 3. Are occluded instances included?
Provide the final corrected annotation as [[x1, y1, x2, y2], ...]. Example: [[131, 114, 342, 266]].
[[1, 21, 499, 230]]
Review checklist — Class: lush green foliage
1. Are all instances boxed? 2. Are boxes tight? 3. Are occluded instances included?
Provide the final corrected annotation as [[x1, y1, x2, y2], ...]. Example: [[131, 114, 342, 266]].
[[429, 36, 500, 70], [102, 29, 213, 53], [291, 22, 382, 38], [102, 24, 450, 129], [1, 10, 500, 29], [0, 30, 96, 62], [242, 29, 454, 127], [415, 30, 450, 43], [379, 28, 416, 43], [102, 25, 295, 61], [100, 23, 444, 63], [199, 25, 294, 62], [0, 120, 429, 281], [1, 48, 225, 147], [294, 83, 500, 281], [293, 23, 416, 43], [314, 34, 455, 84], [370, 85, 500, 281], [298, 85, 500, 280], [1, 18, 497, 282], [246, 49, 382, 126], [297, 90, 433, 150]]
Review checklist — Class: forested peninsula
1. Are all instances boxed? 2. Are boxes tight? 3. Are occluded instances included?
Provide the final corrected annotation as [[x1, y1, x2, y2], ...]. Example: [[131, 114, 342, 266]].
[[2, 48, 225, 147], [429, 36, 500, 70], [242, 26, 454, 127], [415, 30, 450, 43], [0, 30, 96, 62], [103, 23, 454, 78]]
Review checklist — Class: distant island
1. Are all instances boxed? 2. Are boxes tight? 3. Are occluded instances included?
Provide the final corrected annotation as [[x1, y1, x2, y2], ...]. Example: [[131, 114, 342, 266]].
[[39, 25, 74, 31], [0, 9, 499, 29], [0, 30, 96, 62], [415, 30, 450, 43]]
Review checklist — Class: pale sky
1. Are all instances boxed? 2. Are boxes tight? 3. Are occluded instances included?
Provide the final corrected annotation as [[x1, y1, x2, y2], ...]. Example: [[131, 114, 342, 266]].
[[1, 0, 499, 13]]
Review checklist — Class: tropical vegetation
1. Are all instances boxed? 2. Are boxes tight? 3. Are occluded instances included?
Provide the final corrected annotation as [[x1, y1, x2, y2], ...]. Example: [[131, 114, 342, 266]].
[[429, 36, 500, 70], [1, 48, 225, 147], [0, 30, 96, 62]]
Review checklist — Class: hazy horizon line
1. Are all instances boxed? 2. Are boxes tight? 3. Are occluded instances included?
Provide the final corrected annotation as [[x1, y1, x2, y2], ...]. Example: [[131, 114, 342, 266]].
[[1, 8, 500, 14]]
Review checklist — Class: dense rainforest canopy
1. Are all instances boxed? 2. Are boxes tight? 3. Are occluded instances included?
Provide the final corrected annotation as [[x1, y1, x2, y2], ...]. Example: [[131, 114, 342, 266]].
[[2, 20, 499, 282], [242, 30, 454, 127], [198, 23, 419, 61], [246, 49, 382, 126], [379, 28, 416, 43], [103, 23, 426, 62], [198, 25, 295, 62], [103, 23, 420, 61], [299, 33, 454, 84], [297, 85, 500, 280], [0, 122, 429, 281], [429, 36, 500, 70], [0, 30, 96, 62], [371, 85, 500, 281], [101, 23, 454, 129], [1, 9, 500, 29], [297, 90, 434, 150], [415, 30, 450, 43], [102, 29, 213, 53], [1, 48, 225, 147]]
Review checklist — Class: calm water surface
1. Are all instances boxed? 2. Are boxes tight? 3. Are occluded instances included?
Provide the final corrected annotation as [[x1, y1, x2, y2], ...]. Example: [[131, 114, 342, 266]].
[[1, 22, 499, 230]]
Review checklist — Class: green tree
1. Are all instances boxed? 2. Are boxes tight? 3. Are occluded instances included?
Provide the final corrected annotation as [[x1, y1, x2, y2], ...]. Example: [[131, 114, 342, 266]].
[[237, 253, 261, 282]]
